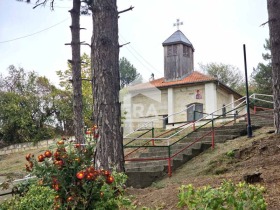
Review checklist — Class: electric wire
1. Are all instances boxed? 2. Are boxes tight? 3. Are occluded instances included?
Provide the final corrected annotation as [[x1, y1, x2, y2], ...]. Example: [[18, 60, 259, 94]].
[[119, 34, 162, 76], [0, 18, 70, 44]]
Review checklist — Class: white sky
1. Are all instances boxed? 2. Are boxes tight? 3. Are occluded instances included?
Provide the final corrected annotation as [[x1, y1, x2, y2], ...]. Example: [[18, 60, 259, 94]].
[[0, 0, 269, 86]]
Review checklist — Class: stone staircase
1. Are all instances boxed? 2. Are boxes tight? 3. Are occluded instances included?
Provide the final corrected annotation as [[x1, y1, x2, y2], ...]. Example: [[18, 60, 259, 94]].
[[125, 110, 274, 188]]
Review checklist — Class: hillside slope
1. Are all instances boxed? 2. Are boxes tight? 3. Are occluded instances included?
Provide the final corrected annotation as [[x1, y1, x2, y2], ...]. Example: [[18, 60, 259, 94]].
[[127, 126, 280, 210]]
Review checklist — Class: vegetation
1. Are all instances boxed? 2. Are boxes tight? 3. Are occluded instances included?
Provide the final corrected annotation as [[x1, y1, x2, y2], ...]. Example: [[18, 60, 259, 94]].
[[0, 65, 60, 143], [251, 39, 272, 95], [199, 62, 244, 91], [119, 57, 143, 88], [0, 137, 133, 210], [57, 53, 93, 128], [0, 185, 57, 210], [177, 180, 267, 210]]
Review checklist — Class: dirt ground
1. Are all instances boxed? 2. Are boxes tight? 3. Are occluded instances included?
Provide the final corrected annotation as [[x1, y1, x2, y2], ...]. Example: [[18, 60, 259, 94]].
[[126, 127, 280, 210]]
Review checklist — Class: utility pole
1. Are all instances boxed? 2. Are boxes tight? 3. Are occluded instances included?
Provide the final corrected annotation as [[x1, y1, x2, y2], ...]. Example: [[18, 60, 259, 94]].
[[243, 44, 252, 137]]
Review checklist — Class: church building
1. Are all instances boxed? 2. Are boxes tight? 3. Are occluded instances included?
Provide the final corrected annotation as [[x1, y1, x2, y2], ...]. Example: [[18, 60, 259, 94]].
[[123, 28, 243, 131]]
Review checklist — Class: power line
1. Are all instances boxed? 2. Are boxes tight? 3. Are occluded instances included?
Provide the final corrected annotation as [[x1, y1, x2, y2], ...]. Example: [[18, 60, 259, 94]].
[[120, 40, 155, 75], [0, 18, 70, 44], [119, 34, 162, 75]]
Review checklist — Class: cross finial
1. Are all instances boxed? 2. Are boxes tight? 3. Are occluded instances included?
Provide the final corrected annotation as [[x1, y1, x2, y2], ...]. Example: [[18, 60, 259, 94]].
[[173, 19, 183, 30]]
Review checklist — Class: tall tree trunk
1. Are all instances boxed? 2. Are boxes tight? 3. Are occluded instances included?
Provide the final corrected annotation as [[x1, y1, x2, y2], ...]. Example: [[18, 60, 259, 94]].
[[70, 0, 85, 143], [91, 0, 125, 172], [267, 0, 280, 133]]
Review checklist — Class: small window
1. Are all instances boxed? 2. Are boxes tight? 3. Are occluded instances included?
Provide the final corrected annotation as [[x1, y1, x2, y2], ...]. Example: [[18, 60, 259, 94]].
[[173, 45, 177, 55], [187, 48, 191, 57], [167, 46, 172, 56], [183, 46, 187, 56]]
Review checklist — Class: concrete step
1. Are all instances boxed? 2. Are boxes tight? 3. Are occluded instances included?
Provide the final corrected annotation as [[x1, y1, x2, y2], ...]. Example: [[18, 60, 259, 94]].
[[138, 142, 210, 158], [146, 142, 202, 152], [125, 110, 274, 188], [196, 124, 246, 131], [181, 134, 238, 144], [238, 121, 274, 127], [125, 143, 212, 188], [126, 165, 165, 173], [188, 128, 245, 137], [126, 171, 165, 188], [255, 110, 274, 114], [125, 160, 166, 169], [139, 147, 193, 159], [126, 143, 211, 170]]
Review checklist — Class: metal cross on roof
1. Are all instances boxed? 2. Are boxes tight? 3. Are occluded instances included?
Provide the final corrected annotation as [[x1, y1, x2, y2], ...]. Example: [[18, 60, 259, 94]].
[[173, 19, 183, 30]]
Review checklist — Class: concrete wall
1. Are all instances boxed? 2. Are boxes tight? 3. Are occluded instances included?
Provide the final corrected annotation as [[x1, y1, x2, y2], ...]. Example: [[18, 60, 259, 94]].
[[124, 89, 168, 132], [173, 85, 205, 122], [205, 83, 217, 115], [124, 82, 242, 130], [0, 139, 56, 155], [217, 88, 232, 115]]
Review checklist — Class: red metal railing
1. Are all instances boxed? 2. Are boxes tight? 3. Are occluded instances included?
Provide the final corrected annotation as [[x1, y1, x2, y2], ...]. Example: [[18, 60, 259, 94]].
[[124, 122, 192, 159], [124, 105, 247, 177], [253, 105, 273, 114]]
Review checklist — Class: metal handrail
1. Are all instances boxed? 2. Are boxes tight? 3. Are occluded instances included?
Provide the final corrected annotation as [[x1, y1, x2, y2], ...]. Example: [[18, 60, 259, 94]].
[[124, 128, 153, 146], [124, 103, 248, 177], [124, 104, 196, 138], [124, 96, 247, 142], [124, 122, 192, 158], [251, 93, 273, 98]]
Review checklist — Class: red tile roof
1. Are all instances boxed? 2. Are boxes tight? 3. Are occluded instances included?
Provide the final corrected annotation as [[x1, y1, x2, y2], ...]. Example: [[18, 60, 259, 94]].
[[129, 71, 216, 90]]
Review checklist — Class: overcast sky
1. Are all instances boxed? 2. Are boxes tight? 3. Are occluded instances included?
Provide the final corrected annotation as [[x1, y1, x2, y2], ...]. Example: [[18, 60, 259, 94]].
[[0, 0, 269, 86]]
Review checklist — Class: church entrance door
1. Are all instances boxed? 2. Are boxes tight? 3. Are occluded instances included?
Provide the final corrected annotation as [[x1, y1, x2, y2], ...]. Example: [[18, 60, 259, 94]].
[[187, 103, 203, 121]]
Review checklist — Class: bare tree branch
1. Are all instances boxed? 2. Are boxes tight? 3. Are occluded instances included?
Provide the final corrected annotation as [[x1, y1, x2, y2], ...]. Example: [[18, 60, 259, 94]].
[[118, 6, 134, 14], [65, 41, 87, 46], [33, 0, 54, 10], [119, 42, 130, 48], [260, 18, 276, 27], [33, 0, 47, 9], [50, 0, 54, 10], [81, 42, 91, 48]]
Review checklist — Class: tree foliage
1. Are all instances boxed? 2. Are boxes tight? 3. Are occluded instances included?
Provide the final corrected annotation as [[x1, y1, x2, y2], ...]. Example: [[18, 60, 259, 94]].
[[199, 62, 244, 91], [119, 57, 142, 88], [0, 65, 57, 143], [56, 53, 93, 127], [251, 39, 272, 95]]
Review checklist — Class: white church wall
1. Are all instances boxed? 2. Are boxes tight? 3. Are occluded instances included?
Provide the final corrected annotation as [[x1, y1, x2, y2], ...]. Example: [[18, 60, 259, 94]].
[[125, 88, 169, 130], [217, 88, 232, 115], [205, 83, 217, 115], [173, 85, 205, 122], [168, 88, 174, 123]]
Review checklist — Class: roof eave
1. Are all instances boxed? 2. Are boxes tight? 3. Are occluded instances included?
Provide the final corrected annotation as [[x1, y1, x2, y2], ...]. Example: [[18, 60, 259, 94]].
[[162, 41, 194, 50]]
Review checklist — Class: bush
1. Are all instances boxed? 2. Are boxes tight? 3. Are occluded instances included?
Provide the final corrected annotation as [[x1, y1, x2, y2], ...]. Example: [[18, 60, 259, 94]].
[[177, 180, 267, 210], [0, 185, 56, 210], [22, 139, 133, 209]]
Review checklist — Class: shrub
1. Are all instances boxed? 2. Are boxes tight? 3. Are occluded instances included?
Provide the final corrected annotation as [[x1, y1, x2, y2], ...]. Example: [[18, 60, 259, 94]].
[[0, 185, 56, 210], [177, 180, 267, 210], [23, 138, 132, 209]]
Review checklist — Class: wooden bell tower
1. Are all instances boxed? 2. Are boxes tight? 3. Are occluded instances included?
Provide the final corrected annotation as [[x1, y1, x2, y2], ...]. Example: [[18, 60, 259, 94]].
[[162, 19, 194, 81]]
